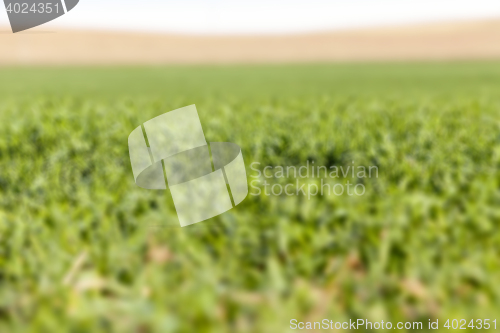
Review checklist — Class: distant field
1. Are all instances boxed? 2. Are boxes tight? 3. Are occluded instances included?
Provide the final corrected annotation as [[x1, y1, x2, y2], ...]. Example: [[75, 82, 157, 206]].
[[0, 63, 500, 332], [2, 19, 500, 64]]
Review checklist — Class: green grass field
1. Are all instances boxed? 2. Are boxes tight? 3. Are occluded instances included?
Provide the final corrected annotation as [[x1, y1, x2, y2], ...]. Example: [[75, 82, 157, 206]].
[[0, 63, 500, 332]]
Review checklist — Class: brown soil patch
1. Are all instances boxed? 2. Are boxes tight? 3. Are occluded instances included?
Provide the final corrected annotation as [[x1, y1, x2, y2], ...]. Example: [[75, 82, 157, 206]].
[[1, 19, 500, 65]]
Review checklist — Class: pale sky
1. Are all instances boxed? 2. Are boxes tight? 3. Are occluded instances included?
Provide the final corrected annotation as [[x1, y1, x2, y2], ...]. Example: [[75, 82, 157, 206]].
[[1, 0, 500, 34]]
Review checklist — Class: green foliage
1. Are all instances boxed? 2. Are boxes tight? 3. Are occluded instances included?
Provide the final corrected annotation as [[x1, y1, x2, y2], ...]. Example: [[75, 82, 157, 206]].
[[0, 63, 499, 332]]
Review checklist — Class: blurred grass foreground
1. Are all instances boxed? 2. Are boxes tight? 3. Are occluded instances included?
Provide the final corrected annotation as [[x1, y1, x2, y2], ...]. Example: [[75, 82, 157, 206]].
[[0, 63, 500, 332]]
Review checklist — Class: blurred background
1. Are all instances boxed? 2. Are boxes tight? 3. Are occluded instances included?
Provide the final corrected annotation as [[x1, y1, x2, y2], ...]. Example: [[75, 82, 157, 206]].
[[1, 1, 500, 332], [1, 0, 500, 64]]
